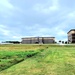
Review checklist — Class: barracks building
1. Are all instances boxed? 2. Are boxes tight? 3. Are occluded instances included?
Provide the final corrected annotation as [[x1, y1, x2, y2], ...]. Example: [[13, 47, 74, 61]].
[[21, 37, 55, 44], [67, 29, 75, 43]]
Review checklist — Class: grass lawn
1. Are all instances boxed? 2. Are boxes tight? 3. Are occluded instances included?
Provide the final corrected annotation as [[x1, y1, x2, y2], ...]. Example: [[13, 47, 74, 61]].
[[0, 44, 75, 75]]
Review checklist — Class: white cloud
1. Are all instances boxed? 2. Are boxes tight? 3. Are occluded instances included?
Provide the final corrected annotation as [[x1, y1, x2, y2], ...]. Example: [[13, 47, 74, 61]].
[[12, 36, 22, 41], [49, 0, 59, 11], [0, 25, 10, 36], [67, 11, 75, 21], [12, 36, 19, 39], [0, 25, 22, 41], [57, 30, 66, 36], [33, 0, 59, 14], [0, 0, 13, 9], [0, 0, 14, 18]]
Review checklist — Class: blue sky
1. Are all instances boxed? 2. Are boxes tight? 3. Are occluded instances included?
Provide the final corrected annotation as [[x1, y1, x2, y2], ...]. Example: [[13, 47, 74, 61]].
[[0, 0, 75, 42]]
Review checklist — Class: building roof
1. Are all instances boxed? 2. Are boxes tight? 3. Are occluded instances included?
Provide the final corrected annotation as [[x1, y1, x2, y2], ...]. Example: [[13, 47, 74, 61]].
[[22, 37, 55, 39], [67, 29, 75, 34]]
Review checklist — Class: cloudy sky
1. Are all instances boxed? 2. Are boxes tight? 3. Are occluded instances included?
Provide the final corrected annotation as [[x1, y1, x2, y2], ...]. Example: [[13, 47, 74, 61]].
[[0, 0, 75, 42]]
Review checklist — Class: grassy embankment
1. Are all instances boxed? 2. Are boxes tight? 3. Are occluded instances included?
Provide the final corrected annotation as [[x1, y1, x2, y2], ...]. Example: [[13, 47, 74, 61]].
[[0, 44, 75, 75]]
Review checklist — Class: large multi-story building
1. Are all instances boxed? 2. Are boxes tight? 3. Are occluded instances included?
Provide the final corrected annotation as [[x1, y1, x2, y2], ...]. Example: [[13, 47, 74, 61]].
[[21, 37, 55, 44], [67, 29, 75, 43]]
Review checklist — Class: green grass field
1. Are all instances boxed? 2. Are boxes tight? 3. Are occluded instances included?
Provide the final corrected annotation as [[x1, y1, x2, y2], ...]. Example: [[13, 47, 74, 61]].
[[0, 44, 75, 75]]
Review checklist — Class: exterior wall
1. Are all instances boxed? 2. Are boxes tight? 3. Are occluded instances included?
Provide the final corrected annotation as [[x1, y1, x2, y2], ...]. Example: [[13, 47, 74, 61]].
[[21, 38, 31, 44], [39, 37, 43, 44], [43, 38, 55, 44], [68, 34, 72, 43], [72, 34, 75, 43], [31, 37, 38, 44], [21, 37, 55, 44]]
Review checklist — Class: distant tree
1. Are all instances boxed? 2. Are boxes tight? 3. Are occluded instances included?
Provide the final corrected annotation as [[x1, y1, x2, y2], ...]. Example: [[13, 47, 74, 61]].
[[62, 41, 64, 44], [4, 41, 20, 44], [65, 41, 68, 44], [59, 40, 61, 43]]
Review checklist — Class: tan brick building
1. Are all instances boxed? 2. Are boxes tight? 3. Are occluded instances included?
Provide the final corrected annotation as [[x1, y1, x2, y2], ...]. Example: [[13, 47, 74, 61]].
[[67, 29, 75, 43], [21, 37, 55, 44]]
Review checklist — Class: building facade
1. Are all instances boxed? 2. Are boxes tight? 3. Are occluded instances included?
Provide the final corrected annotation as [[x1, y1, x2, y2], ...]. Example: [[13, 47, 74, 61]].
[[21, 37, 55, 44], [67, 29, 75, 43]]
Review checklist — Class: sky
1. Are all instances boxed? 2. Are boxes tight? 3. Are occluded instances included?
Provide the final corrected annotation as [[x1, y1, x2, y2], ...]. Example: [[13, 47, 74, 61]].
[[0, 0, 75, 42]]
